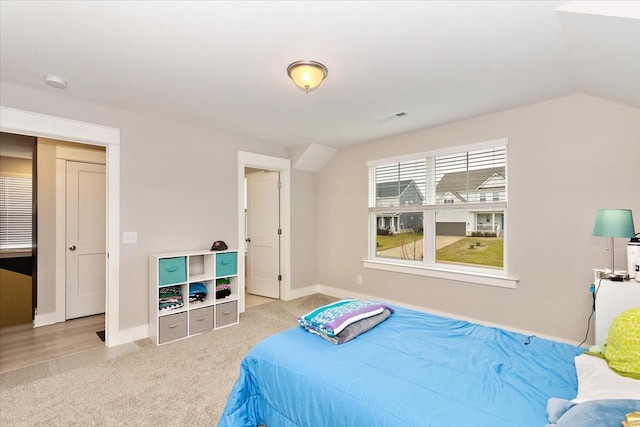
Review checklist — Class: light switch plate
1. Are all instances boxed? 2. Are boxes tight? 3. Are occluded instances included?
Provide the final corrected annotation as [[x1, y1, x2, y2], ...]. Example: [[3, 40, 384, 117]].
[[123, 231, 137, 244]]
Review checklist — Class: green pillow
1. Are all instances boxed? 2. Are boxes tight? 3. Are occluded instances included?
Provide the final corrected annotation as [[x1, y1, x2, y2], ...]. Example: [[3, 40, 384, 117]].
[[604, 306, 640, 376]]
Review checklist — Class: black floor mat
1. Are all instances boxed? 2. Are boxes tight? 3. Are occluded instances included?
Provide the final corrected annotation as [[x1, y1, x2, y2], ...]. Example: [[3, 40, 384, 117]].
[[96, 330, 106, 342]]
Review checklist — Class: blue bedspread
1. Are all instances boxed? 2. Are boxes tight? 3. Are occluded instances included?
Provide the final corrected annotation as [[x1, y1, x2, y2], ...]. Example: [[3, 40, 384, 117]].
[[218, 306, 584, 427]]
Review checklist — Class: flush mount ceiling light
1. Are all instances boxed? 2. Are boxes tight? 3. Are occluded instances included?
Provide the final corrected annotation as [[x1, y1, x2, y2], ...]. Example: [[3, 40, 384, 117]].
[[44, 75, 67, 89], [287, 60, 328, 94]]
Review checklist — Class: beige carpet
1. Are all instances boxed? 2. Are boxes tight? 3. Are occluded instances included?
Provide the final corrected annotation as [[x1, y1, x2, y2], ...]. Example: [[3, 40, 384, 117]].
[[0, 294, 336, 426]]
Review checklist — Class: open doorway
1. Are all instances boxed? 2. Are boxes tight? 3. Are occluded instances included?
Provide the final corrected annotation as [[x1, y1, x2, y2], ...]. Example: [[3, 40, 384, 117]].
[[0, 132, 106, 373], [245, 168, 280, 307], [0, 107, 121, 351], [237, 152, 291, 313], [0, 133, 107, 373]]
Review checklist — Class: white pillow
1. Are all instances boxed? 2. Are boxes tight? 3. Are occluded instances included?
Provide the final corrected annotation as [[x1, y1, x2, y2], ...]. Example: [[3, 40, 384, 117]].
[[572, 354, 640, 403]]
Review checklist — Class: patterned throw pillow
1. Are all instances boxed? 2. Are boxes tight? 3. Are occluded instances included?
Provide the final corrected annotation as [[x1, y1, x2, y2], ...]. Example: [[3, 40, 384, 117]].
[[605, 307, 640, 376]]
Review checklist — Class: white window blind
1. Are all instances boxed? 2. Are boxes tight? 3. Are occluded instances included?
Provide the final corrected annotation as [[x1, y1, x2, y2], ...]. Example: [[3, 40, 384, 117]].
[[370, 159, 427, 208], [370, 145, 507, 210], [434, 146, 507, 205], [0, 175, 33, 249]]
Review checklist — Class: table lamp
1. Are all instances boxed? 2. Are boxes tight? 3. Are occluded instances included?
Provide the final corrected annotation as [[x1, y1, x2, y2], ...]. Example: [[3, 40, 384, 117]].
[[592, 209, 636, 280]]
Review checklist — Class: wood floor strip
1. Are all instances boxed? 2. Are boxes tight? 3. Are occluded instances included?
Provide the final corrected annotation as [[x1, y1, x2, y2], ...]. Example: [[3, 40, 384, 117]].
[[1, 294, 271, 376], [0, 314, 105, 374]]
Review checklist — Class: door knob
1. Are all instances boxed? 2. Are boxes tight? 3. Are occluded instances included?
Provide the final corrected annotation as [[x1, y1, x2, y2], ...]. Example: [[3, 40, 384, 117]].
[[245, 238, 251, 242], [69, 245, 76, 251]]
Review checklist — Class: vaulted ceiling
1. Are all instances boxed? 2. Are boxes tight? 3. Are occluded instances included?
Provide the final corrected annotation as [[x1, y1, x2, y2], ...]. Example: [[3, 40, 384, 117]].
[[1, 1, 638, 149]]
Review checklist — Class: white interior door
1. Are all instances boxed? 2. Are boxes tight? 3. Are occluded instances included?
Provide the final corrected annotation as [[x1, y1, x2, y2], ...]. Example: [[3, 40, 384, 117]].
[[66, 161, 106, 319], [246, 171, 280, 299]]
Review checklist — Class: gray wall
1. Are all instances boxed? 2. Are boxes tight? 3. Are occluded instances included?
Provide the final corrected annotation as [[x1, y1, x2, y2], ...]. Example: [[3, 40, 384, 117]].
[[1, 81, 289, 331], [36, 142, 57, 315], [317, 94, 640, 343], [290, 169, 318, 290]]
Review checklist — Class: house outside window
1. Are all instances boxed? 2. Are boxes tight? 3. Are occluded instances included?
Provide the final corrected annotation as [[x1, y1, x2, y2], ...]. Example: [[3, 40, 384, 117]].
[[367, 139, 508, 278]]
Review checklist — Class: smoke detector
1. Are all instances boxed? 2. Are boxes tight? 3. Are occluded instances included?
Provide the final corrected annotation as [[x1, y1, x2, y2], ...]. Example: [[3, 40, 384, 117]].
[[375, 111, 408, 122], [44, 75, 67, 89]]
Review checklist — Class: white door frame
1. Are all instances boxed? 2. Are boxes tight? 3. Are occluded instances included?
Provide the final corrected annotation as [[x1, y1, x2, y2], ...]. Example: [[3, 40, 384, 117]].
[[238, 151, 291, 313], [0, 106, 121, 347]]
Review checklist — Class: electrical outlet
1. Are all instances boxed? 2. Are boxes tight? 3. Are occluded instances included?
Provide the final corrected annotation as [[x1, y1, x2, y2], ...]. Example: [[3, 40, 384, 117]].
[[356, 275, 363, 285]]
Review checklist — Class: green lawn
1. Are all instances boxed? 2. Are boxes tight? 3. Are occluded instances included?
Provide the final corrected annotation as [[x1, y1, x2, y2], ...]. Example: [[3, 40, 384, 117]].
[[377, 234, 503, 268], [377, 232, 423, 251], [436, 237, 503, 268]]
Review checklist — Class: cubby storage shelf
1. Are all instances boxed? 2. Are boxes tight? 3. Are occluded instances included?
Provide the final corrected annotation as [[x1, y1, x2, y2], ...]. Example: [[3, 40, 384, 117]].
[[149, 249, 239, 345]]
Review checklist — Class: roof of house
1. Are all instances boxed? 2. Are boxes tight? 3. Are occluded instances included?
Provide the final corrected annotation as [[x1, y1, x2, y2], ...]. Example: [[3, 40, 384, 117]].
[[376, 180, 424, 201], [436, 167, 505, 193]]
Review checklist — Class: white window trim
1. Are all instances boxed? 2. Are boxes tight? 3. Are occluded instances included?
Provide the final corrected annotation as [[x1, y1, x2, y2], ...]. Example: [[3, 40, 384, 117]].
[[366, 138, 518, 288], [365, 138, 509, 168], [362, 260, 518, 289]]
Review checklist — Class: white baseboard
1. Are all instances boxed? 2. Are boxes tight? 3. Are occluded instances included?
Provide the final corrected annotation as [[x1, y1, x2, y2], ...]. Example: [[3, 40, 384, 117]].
[[33, 311, 58, 328], [282, 285, 319, 301], [109, 286, 313, 346], [107, 324, 149, 347], [110, 285, 316, 346], [315, 284, 575, 346]]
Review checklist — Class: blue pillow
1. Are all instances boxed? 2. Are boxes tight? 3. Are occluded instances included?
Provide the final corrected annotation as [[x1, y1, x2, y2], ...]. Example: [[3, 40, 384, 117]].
[[546, 398, 640, 426]]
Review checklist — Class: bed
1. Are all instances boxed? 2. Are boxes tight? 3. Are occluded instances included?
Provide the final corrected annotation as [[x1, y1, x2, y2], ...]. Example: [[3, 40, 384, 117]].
[[218, 304, 587, 427]]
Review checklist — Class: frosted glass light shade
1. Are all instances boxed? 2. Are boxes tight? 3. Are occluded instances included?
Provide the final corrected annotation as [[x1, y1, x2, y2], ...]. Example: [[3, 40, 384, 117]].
[[592, 209, 636, 237], [287, 61, 328, 93]]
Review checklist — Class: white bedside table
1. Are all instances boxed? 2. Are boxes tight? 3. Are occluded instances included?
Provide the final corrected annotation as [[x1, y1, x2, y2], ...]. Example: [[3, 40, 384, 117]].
[[594, 279, 640, 345]]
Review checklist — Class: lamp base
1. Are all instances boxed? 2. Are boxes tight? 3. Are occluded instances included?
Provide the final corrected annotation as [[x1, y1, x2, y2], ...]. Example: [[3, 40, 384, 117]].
[[608, 273, 628, 282]]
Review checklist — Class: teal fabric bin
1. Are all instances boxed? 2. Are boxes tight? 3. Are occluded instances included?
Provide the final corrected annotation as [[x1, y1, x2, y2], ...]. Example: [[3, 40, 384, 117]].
[[216, 252, 237, 277], [159, 256, 187, 285]]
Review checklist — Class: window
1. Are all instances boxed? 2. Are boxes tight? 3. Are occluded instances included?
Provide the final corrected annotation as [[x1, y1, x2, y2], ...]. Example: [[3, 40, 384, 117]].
[[0, 175, 32, 249], [366, 139, 513, 286]]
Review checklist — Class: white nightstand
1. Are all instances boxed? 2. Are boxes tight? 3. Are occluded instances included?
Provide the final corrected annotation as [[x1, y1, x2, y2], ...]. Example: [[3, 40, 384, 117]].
[[594, 279, 640, 345]]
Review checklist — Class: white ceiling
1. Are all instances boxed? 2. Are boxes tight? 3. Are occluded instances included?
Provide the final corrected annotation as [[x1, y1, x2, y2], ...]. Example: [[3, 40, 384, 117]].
[[1, 1, 638, 149]]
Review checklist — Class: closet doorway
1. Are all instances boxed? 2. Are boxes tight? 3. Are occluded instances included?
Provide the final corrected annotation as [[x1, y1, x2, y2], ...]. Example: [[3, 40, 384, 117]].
[[238, 152, 291, 313], [57, 143, 107, 320], [245, 169, 280, 300]]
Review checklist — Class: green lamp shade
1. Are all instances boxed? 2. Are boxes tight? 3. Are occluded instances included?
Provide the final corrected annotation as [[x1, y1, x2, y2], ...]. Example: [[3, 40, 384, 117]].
[[592, 209, 636, 238]]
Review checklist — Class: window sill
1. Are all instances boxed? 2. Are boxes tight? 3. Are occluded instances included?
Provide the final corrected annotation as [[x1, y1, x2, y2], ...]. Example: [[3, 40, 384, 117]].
[[362, 259, 519, 289], [0, 248, 33, 259]]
